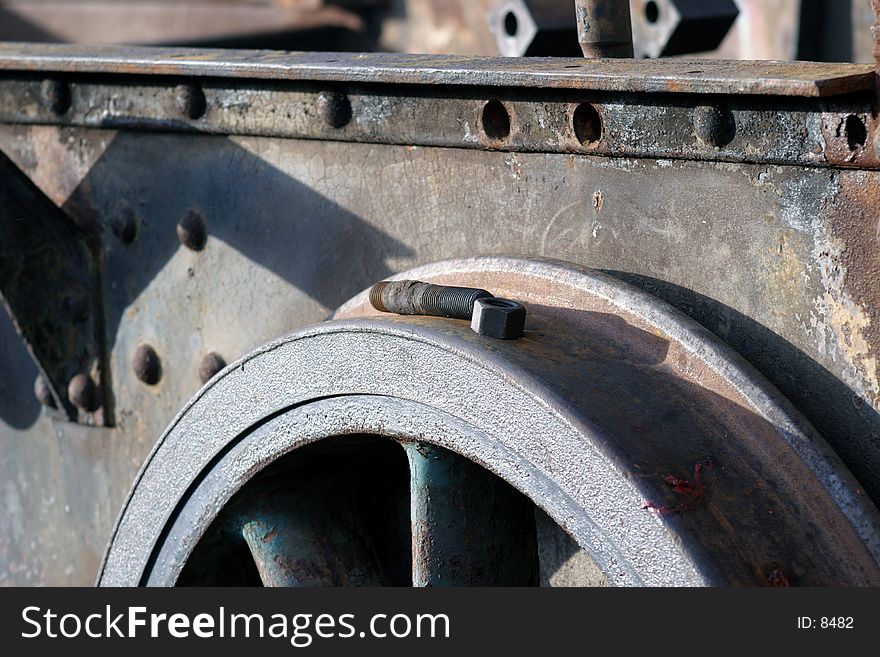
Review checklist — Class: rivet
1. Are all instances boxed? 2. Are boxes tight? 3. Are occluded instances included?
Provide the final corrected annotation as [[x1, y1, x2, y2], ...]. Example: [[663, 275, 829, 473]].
[[174, 83, 206, 120], [40, 78, 71, 116], [133, 344, 162, 385], [317, 91, 352, 129], [111, 204, 138, 244], [693, 105, 735, 148], [198, 352, 227, 384], [34, 375, 56, 409], [67, 373, 98, 411], [177, 209, 207, 251]]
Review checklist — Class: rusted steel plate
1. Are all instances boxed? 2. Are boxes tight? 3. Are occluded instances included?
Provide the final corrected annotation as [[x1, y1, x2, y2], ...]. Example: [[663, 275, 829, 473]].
[[99, 257, 880, 586], [0, 150, 110, 426], [0, 43, 874, 96], [1, 128, 878, 584], [0, 76, 875, 169]]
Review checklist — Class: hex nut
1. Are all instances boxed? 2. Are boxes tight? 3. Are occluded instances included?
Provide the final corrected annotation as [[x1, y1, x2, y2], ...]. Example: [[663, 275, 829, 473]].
[[471, 297, 526, 339]]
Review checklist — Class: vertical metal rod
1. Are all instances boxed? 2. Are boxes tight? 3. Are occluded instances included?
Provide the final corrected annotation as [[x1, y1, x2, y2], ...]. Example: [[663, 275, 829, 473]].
[[575, 0, 634, 57], [237, 488, 385, 587], [405, 442, 538, 586]]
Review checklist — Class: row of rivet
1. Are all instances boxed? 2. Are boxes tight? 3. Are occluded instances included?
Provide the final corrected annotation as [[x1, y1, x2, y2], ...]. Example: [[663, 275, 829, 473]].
[[35, 349, 227, 412], [36, 78, 354, 129], [25, 76, 873, 161], [35, 202, 224, 413]]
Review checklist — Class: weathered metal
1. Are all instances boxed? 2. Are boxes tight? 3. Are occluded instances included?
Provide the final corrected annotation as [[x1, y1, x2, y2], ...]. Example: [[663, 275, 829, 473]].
[[98, 257, 880, 586], [0, 149, 110, 425], [0, 48, 875, 170], [0, 36, 878, 587], [369, 280, 493, 319], [406, 442, 539, 586], [0, 44, 872, 96], [575, 0, 634, 57]]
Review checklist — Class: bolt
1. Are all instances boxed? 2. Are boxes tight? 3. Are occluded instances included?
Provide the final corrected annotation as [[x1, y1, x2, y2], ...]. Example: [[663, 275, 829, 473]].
[[174, 83, 206, 120], [133, 344, 162, 385], [34, 375, 56, 409], [317, 91, 352, 129], [40, 78, 71, 116], [177, 209, 207, 251], [198, 351, 227, 384], [111, 204, 137, 244], [369, 280, 493, 320], [693, 105, 735, 147], [471, 297, 526, 339], [67, 373, 98, 412]]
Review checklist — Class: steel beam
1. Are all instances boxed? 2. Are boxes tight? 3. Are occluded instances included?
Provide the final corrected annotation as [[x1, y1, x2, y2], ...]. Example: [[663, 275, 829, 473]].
[[0, 149, 110, 425]]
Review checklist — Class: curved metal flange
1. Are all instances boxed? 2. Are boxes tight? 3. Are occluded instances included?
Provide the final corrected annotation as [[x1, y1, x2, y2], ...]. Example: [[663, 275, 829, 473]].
[[99, 256, 880, 586]]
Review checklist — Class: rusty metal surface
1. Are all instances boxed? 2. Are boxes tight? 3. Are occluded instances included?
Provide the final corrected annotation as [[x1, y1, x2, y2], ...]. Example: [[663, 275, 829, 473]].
[[0, 43, 874, 96], [406, 442, 539, 586], [0, 150, 110, 425], [0, 75, 875, 169], [2, 127, 880, 584], [575, 0, 633, 57], [99, 257, 880, 586]]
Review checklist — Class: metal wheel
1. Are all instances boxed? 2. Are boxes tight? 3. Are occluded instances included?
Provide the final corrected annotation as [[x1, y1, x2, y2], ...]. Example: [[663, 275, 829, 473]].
[[99, 256, 880, 586]]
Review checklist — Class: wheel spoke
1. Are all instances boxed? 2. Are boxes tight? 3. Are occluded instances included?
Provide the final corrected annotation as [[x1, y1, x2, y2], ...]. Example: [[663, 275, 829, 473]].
[[237, 486, 386, 587], [405, 442, 538, 586]]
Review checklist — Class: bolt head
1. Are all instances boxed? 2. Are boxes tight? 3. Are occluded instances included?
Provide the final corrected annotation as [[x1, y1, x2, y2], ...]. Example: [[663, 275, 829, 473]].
[[67, 373, 98, 411], [111, 204, 138, 244], [317, 91, 352, 129], [693, 105, 735, 148], [177, 209, 207, 251], [34, 375, 56, 408], [198, 351, 227, 384], [133, 344, 162, 385], [471, 297, 526, 339]]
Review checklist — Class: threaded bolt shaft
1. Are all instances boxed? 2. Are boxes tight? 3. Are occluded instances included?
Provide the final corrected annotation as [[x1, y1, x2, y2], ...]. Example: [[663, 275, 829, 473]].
[[369, 280, 493, 320]]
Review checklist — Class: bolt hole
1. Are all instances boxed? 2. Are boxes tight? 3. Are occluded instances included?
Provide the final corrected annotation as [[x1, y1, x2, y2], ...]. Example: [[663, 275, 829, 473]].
[[481, 99, 511, 141], [645, 0, 660, 24], [572, 103, 602, 146], [844, 114, 867, 151], [504, 11, 518, 36]]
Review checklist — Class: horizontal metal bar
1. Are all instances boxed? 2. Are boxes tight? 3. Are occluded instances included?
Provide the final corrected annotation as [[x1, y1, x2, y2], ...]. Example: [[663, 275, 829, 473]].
[[0, 43, 874, 97], [0, 75, 875, 168]]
